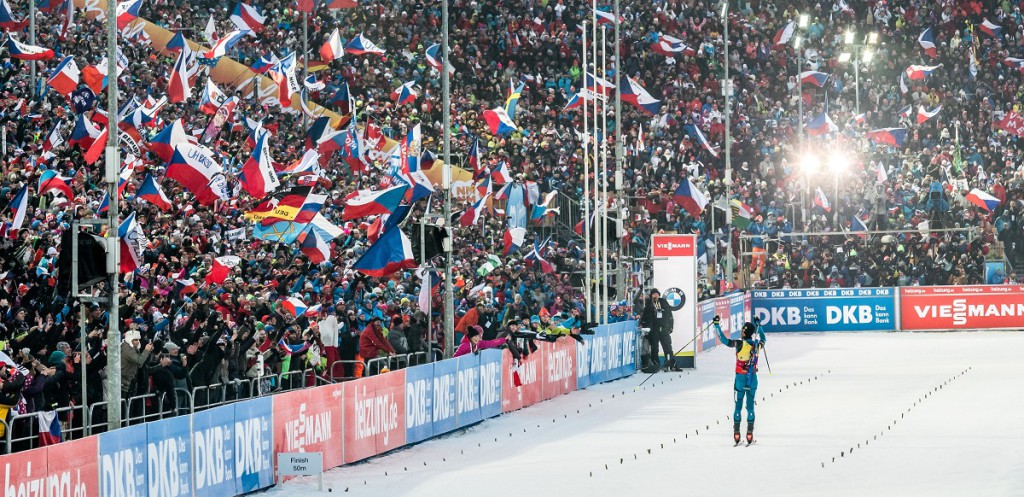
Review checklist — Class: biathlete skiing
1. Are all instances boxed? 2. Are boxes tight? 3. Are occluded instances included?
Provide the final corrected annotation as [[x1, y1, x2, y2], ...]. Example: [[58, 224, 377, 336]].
[[713, 315, 766, 446]]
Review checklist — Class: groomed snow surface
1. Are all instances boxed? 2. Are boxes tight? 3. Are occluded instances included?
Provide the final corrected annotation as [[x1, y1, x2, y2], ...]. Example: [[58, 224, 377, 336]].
[[265, 332, 1024, 497]]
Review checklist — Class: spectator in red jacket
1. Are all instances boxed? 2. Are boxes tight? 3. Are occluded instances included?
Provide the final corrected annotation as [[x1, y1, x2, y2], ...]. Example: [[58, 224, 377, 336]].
[[355, 317, 395, 378]]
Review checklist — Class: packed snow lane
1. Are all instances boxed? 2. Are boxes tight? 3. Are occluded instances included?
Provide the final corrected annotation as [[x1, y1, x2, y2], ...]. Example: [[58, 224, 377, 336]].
[[264, 332, 1024, 497]]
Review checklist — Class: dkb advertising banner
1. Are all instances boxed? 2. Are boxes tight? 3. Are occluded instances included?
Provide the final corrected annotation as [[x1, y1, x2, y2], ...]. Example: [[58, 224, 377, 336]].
[[900, 285, 1024, 330], [146, 416, 192, 497], [751, 288, 896, 332], [100, 423, 148, 497]]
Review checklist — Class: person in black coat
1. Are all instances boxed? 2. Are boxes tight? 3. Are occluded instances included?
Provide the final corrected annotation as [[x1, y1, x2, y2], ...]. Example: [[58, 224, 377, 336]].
[[639, 288, 677, 371]]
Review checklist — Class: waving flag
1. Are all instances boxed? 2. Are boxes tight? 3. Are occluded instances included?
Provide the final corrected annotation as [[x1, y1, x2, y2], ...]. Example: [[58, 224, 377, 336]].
[[524, 238, 555, 274], [773, 21, 795, 48], [149, 119, 189, 162], [693, 126, 719, 158], [118, 211, 149, 273], [918, 28, 936, 57], [281, 297, 308, 317], [114, 0, 142, 29], [9, 186, 26, 232], [904, 64, 942, 80], [42, 122, 63, 152], [491, 161, 513, 184], [425, 42, 454, 74], [562, 91, 589, 111], [338, 122, 363, 172], [917, 105, 941, 124], [69, 113, 101, 149], [83, 126, 109, 164], [390, 80, 417, 105], [46, 56, 79, 96], [137, 173, 173, 211], [593, 7, 621, 24], [239, 128, 280, 198], [330, 82, 351, 114], [165, 31, 186, 52], [799, 71, 830, 87], [320, 28, 344, 63], [897, 104, 913, 119], [199, 78, 226, 114], [204, 255, 240, 285], [980, 19, 1002, 38], [5, 35, 54, 60], [866, 128, 908, 147], [37, 411, 61, 446], [204, 29, 249, 59], [503, 227, 527, 256], [167, 46, 197, 103], [353, 227, 417, 277], [529, 191, 559, 224], [459, 193, 490, 227], [300, 230, 331, 263], [651, 33, 694, 57], [304, 74, 325, 92], [342, 184, 409, 220], [483, 107, 517, 135], [38, 170, 75, 200], [621, 76, 661, 114], [966, 189, 1000, 211], [245, 185, 312, 221], [0, 0, 27, 31], [851, 215, 869, 235], [345, 34, 385, 55], [230, 3, 264, 31], [278, 149, 320, 177], [806, 113, 838, 136], [251, 52, 279, 73], [813, 187, 831, 212], [166, 143, 228, 205], [672, 178, 708, 218], [584, 72, 615, 96]]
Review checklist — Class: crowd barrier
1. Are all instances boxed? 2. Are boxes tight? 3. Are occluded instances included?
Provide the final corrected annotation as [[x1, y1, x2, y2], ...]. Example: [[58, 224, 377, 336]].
[[696, 292, 752, 354], [748, 285, 1022, 332], [0, 321, 638, 497]]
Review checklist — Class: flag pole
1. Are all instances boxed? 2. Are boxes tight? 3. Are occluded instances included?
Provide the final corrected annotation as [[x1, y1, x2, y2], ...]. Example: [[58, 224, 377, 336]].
[[613, 0, 624, 309], [29, 0, 36, 98], [302, 10, 309, 129], [104, 0, 122, 431], [582, 21, 591, 324], [601, 25, 609, 325], [441, 0, 454, 359]]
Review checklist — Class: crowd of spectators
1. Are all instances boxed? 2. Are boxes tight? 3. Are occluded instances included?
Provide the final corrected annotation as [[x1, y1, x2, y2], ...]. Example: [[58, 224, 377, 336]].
[[0, 0, 1022, 444]]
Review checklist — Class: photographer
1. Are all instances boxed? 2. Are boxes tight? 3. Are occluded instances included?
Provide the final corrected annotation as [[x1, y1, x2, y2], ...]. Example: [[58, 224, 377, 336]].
[[120, 329, 153, 401], [640, 288, 678, 372]]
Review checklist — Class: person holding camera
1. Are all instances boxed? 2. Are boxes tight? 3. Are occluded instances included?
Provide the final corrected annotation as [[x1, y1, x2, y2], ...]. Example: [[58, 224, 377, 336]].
[[640, 288, 677, 371]]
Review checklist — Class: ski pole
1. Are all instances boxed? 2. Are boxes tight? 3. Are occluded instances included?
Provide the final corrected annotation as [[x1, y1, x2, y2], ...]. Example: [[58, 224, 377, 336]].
[[761, 344, 772, 375], [635, 321, 713, 390]]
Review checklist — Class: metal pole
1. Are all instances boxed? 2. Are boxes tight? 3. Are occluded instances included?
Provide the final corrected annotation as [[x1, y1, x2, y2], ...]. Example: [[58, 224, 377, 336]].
[[302, 11, 309, 128], [797, 45, 806, 225], [601, 26, 609, 326], [420, 220, 433, 363], [854, 58, 860, 115], [722, 2, 733, 286], [591, 11, 598, 321], [582, 22, 591, 323], [441, 0, 454, 359], [613, 0, 623, 307], [834, 171, 839, 229], [104, 0, 122, 431], [72, 225, 88, 428], [28, 0, 35, 98]]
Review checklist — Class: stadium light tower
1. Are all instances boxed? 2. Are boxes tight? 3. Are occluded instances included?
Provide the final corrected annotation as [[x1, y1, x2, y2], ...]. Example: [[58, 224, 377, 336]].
[[840, 29, 878, 115]]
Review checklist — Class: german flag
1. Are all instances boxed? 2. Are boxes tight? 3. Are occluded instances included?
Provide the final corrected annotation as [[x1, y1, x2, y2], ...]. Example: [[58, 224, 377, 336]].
[[244, 185, 312, 222]]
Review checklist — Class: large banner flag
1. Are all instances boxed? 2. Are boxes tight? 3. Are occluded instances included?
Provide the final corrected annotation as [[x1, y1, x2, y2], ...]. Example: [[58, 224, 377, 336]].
[[166, 143, 228, 205], [119, 211, 149, 273]]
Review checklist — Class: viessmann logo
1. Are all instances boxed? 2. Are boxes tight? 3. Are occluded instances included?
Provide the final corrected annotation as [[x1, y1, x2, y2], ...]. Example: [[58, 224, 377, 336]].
[[653, 237, 694, 256], [913, 299, 1024, 326]]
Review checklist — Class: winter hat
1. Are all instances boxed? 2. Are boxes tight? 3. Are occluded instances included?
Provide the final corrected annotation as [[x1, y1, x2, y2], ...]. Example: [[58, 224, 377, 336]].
[[124, 330, 141, 343], [164, 342, 180, 352], [48, 350, 66, 366], [467, 325, 482, 338]]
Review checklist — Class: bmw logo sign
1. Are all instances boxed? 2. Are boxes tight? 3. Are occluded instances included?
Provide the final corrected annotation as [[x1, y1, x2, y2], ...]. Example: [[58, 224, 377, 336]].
[[664, 287, 685, 311]]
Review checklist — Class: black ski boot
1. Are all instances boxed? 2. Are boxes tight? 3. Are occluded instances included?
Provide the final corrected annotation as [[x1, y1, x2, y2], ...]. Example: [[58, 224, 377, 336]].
[[733, 422, 741, 445], [746, 422, 755, 445]]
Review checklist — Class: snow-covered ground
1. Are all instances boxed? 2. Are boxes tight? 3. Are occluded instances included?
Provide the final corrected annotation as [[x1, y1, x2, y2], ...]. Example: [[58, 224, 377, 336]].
[[265, 332, 1024, 497]]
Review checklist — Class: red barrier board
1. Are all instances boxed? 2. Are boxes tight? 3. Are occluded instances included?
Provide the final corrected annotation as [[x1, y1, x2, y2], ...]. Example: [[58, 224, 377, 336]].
[[0, 445, 47, 496], [900, 285, 1024, 330], [343, 371, 406, 463], [47, 436, 99, 497], [273, 385, 344, 476], [541, 339, 577, 400], [501, 349, 543, 413]]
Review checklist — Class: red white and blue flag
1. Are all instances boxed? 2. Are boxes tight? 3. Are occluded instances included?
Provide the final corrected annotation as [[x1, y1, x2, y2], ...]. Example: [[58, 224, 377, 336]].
[[693, 126, 719, 158], [621, 76, 661, 114], [204, 29, 249, 59], [118, 211, 149, 273], [37, 411, 61, 446], [205, 255, 241, 285], [865, 128, 908, 147], [814, 187, 831, 212], [390, 80, 417, 105], [651, 33, 695, 57], [5, 36, 54, 60], [137, 173, 173, 211], [425, 42, 453, 74], [917, 105, 941, 124], [69, 113, 101, 149], [342, 184, 409, 220], [47, 57, 79, 96], [806, 113, 838, 136], [345, 34, 385, 55], [904, 64, 942, 80], [166, 143, 228, 205], [230, 3, 265, 32], [115, 0, 142, 29], [149, 119, 191, 163], [0, 0, 28, 32], [352, 227, 417, 277], [168, 46, 197, 103], [980, 19, 1002, 38], [503, 227, 527, 256], [320, 28, 344, 63], [239, 128, 280, 198], [773, 21, 795, 48], [966, 189, 1000, 211], [593, 7, 622, 25], [799, 71, 830, 87], [38, 170, 75, 200], [918, 28, 936, 58], [42, 121, 63, 152], [199, 78, 226, 114], [672, 178, 708, 218], [300, 230, 331, 263], [9, 186, 27, 232]]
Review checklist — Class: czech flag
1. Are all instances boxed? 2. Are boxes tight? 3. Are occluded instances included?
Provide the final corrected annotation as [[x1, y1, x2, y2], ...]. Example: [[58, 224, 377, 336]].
[[5, 36, 54, 60], [524, 238, 555, 274], [693, 126, 719, 158], [37, 411, 61, 446], [621, 76, 661, 114], [114, 0, 142, 29], [468, 136, 482, 174], [980, 19, 1002, 38], [651, 33, 695, 57], [562, 91, 587, 111], [813, 187, 831, 212], [118, 211, 149, 273], [38, 170, 75, 200], [320, 28, 344, 63], [390, 80, 417, 105], [806, 113, 838, 136], [342, 184, 409, 220], [459, 192, 490, 227], [897, 104, 913, 118], [239, 128, 281, 198], [166, 143, 227, 205], [0, 0, 27, 32], [918, 27, 936, 58], [42, 121, 63, 152], [592, 7, 622, 25], [352, 227, 417, 277], [503, 227, 527, 256], [82, 126, 108, 165], [483, 107, 518, 135], [204, 30, 249, 59], [672, 178, 708, 218], [331, 81, 352, 114], [199, 78, 226, 114], [300, 230, 331, 263], [47, 56, 79, 96], [69, 113, 101, 149], [205, 255, 240, 285], [250, 52, 279, 73], [281, 297, 308, 317], [917, 105, 941, 124], [167, 47, 196, 103], [165, 31, 186, 52], [851, 215, 869, 235], [772, 21, 795, 48], [425, 42, 453, 74], [345, 34, 385, 55], [230, 3, 265, 32], [865, 127, 907, 147], [137, 173, 173, 211], [149, 119, 190, 163], [584, 72, 615, 95], [966, 189, 1000, 211], [1004, 57, 1024, 71], [529, 190, 559, 224], [491, 161, 512, 184], [9, 186, 26, 232], [799, 71, 830, 87], [904, 64, 942, 80]]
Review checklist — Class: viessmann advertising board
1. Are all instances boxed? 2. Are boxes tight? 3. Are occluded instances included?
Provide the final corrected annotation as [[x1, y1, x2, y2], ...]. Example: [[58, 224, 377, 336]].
[[900, 285, 1024, 330]]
